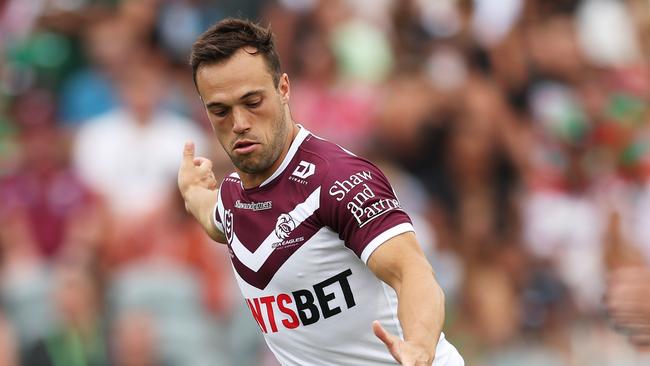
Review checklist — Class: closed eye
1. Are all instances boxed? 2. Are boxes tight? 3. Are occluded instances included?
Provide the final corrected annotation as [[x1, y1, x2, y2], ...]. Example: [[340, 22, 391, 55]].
[[212, 108, 229, 117], [245, 99, 262, 109]]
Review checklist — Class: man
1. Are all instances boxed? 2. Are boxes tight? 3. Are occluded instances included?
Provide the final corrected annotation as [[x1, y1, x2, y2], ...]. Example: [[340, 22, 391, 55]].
[[178, 18, 463, 366]]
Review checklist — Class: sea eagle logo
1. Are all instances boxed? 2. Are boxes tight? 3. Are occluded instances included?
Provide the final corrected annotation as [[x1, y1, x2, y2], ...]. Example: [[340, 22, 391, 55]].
[[274, 213, 296, 240]]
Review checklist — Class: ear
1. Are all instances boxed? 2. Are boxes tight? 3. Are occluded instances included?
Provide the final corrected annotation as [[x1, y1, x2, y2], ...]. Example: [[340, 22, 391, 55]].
[[278, 73, 290, 104]]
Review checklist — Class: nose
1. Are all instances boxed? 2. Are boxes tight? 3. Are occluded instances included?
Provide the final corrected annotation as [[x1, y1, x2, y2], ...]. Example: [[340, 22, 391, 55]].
[[232, 107, 251, 134]]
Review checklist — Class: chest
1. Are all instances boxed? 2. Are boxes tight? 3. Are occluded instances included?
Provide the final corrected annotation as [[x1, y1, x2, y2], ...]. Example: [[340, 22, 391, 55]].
[[222, 186, 322, 253]]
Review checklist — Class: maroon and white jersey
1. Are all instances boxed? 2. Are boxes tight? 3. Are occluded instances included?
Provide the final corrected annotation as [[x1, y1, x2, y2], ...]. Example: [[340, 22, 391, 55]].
[[213, 127, 463, 366]]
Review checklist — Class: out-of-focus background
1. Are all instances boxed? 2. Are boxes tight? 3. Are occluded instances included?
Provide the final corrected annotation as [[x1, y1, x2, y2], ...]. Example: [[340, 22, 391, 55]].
[[0, 0, 649, 365]]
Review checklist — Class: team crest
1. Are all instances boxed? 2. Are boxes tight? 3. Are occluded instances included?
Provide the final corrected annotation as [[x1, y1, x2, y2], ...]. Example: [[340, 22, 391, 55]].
[[224, 209, 234, 243], [274, 213, 296, 240]]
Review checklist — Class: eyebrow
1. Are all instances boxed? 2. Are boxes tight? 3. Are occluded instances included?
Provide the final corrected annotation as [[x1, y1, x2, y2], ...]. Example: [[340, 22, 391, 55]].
[[205, 89, 265, 109]]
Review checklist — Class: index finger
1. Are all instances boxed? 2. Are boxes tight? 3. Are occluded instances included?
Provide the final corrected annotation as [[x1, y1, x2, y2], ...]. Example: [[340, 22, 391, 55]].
[[183, 141, 195, 164], [372, 321, 395, 348]]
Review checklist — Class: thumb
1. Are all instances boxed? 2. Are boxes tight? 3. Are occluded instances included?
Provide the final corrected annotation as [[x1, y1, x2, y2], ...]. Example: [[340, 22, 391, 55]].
[[183, 141, 195, 164], [193, 157, 213, 171]]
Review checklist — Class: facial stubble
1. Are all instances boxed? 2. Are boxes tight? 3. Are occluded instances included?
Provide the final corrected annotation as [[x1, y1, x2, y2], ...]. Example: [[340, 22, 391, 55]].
[[229, 109, 289, 175]]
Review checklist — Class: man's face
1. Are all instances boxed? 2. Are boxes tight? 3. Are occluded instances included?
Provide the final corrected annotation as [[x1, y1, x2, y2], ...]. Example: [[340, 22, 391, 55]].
[[196, 48, 290, 175]]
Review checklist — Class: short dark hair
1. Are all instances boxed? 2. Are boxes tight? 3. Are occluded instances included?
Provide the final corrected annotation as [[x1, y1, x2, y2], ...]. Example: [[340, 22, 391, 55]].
[[190, 18, 282, 88]]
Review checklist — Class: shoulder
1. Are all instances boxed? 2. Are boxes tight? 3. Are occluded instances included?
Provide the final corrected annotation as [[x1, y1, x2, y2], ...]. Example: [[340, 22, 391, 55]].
[[299, 134, 381, 183], [300, 134, 391, 204]]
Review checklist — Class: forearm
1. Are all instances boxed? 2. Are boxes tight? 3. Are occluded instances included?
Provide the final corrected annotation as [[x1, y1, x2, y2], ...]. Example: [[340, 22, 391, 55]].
[[368, 232, 447, 364], [184, 186, 225, 243], [396, 267, 445, 359]]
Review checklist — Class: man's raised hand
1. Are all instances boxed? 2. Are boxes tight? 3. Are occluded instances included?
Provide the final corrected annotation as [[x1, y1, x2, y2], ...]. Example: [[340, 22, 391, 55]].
[[178, 142, 224, 242], [178, 141, 217, 202]]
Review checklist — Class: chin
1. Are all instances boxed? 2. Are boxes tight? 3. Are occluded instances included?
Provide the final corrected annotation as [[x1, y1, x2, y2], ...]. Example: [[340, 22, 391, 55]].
[[237, 160, 267, 174], [233, 150, 278, 175]]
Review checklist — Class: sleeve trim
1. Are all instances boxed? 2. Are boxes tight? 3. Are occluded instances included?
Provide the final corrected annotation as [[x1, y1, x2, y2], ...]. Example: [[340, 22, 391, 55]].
[[360, 223, 415, 264], [212, 186, 225, 235], [212, 201, 224, 234]]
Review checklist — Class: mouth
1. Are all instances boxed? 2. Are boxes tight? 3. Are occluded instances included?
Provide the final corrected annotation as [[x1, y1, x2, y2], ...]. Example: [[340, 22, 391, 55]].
[[233, 140, 260, 155]]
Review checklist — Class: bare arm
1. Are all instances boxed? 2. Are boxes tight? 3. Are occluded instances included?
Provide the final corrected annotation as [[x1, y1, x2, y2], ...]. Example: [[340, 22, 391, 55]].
[[178, 141, 226, 243], [367, 231, 444, 366]]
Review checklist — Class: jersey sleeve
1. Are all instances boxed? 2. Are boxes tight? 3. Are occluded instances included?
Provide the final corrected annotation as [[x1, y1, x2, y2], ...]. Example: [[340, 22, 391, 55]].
[[319, 155, 414, 263]]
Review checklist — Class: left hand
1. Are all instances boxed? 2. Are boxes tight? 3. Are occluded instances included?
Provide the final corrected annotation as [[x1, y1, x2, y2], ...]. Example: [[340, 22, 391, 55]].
[[373, 321, 435, 366], [178, 141, 218, 211]]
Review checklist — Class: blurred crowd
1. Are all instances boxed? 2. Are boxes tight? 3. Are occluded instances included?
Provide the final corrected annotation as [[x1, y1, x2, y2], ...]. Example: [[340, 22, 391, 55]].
[[1, 0, 649, 365]]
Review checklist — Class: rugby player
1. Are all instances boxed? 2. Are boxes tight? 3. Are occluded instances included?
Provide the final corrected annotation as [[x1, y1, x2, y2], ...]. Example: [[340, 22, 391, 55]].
[[178, 18, 464, 366]]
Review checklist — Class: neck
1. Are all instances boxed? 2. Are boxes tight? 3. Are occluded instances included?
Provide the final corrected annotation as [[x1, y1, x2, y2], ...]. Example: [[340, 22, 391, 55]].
[[239, 122, 299, 189]]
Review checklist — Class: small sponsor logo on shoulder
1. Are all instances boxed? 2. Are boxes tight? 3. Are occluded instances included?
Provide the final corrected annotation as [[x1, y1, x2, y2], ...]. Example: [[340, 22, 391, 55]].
[[289, 176, 309, 185], [234, 200, 272, 211], [292, 161, 316, 179]]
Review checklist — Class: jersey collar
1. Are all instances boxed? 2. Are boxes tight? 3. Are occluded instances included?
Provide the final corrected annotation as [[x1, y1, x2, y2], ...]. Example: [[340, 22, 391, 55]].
[[258, 125, 310, 188]]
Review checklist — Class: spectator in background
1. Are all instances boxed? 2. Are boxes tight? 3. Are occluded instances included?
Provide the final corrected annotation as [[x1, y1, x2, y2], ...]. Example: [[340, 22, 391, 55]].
[[288, 1, 381, 153], [59, 15, 142, 126], [72, 59, 207, 221], [70, 57, 225, 365], [118, 0, 160, 43], [23, 264, 108, 366], [102, 196, 231, 365], [111, 311, 163, 366], [0, 125, 96, 256], [0, 87, 104, 365], [0, 89, 100, 260]]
